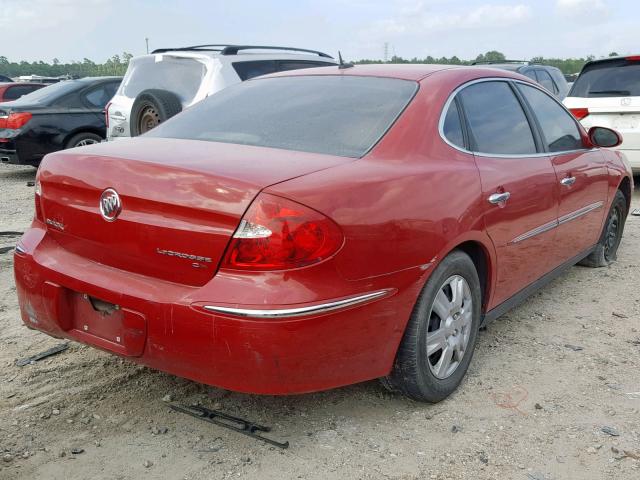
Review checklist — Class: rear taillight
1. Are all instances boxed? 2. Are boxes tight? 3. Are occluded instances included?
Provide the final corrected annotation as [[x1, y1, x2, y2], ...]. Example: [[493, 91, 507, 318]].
[[569, 108, 589, 120], [0, 112, 32, 129], [34, 179, 44, 222], [625, 55, 640, 62], [104, 102, 111, 129], [222, 193, 343, 271]]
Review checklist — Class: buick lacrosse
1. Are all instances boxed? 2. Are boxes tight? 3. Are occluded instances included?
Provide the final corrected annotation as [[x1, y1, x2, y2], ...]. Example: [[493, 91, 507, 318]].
[[14, 65, 632, 402]]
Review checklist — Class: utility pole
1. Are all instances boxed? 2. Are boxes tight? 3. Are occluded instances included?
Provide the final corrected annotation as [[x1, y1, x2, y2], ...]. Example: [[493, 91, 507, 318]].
[[145, 37, 149, 54], [384, 42, 389, 62]]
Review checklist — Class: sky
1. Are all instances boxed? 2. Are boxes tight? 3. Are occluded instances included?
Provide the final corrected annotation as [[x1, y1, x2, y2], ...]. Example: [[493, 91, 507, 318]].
[[0, 0, 638, 63]]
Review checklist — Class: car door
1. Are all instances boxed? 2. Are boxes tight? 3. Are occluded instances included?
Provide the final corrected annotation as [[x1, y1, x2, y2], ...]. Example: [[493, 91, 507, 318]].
[[454, 80, 560, 308], [516, 82, 609, 265]]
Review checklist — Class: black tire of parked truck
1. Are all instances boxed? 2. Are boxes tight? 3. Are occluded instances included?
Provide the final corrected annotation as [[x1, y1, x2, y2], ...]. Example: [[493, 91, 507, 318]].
[[130, 89, 182, 137]]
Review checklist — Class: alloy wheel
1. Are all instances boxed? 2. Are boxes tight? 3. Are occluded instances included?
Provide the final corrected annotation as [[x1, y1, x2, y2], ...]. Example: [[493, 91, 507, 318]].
[[426, 275, 473, 379], [75, 138, 99, 147]]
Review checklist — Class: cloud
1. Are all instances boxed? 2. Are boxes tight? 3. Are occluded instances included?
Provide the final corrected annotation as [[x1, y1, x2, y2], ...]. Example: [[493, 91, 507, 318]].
[[556, 0, 608, 18], [374, 2, 532, 36]]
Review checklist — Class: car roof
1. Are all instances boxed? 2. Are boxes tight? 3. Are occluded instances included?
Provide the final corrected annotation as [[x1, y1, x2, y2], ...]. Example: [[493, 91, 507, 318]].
[[580, 54, 640, 69], [260, 63, 537, 83], [263, 63, 463, 81]]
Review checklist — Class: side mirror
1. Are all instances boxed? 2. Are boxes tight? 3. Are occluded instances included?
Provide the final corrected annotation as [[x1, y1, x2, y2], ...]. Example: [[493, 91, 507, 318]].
[[588, 126, 622, 148]]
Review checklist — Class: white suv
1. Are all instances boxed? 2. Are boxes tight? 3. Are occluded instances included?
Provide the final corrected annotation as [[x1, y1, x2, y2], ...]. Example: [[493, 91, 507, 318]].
[[564, 55, 640, 173], [106, 44, 336, 140]]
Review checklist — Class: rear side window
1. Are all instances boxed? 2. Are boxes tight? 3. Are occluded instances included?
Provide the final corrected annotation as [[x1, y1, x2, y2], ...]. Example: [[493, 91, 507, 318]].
[[518, 84, 583, 152], [83, 82, 119, 108], [3, 85, 42, 100], [442, 100, 465, 149], [535, 70, 558, 95], [147, 76, 417, 158], [570, 58, 640, 97], [458, 81, 537, 155], [277, 61, 334, 73], [233, 60, 335, 81], [120, 56, 206, 104], [233, 60, 277, 81]]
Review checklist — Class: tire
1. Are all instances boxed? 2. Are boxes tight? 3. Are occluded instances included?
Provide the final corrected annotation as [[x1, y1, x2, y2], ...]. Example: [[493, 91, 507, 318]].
[[130, 89, 182, 137], [66, 132, 102, 149], [579, 190, 627, 267], [383, 250, 482, 403]]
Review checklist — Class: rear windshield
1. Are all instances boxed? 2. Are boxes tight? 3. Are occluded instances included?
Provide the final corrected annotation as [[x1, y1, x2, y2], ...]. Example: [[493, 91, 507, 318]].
[[119, 55, 207, 104], [570, 59, 640, 97], [146, 76, 417, 158]]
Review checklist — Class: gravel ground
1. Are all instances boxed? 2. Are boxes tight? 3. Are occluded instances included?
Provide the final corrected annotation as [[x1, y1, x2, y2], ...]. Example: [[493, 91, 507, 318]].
[[0, 163, 639, 480]]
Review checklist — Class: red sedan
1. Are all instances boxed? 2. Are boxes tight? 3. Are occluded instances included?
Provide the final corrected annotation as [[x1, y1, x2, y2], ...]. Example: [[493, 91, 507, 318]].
[[14, 65, 632, 402], [0, 82, 45, 102]]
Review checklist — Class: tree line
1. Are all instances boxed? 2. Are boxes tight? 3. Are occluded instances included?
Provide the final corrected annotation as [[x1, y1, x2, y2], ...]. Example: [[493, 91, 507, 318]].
[[0, 53, 134, 78], [0, 50, 622, 78]]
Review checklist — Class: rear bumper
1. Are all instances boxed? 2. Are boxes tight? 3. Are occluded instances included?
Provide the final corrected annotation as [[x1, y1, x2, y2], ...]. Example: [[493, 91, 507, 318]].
[[0, 147, 21, 165], [14, 223, 423, 394]]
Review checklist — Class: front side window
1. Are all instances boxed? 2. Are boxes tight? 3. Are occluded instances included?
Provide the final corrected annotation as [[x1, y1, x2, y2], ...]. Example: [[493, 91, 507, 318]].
[[147, 75, 418, 158], [518, 84, 583, 152], [458, 81, 537, 155]]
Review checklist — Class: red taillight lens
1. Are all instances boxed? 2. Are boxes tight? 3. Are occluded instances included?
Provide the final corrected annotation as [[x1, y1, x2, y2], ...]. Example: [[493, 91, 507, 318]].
[[0, 112, 32, 129], [569, 108, 589, 120], [104, 102, 111, 129], [625, 55, 640, 62], [222, 193, 343, 271]]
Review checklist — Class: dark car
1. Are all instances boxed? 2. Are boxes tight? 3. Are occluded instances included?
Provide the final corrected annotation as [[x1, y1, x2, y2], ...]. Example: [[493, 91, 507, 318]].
[[0, 76, 121, 166], [0, 74, 13, 82], [0, 82, 46, 103], [472, 61, 570, 99]]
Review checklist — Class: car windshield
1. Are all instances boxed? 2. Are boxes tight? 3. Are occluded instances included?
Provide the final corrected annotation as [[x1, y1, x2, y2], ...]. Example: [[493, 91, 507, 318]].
[[146, 75, 418, 158], [119, 55, 207, 105], [570, 58, 640, 97], [7, 80, 81, 105]]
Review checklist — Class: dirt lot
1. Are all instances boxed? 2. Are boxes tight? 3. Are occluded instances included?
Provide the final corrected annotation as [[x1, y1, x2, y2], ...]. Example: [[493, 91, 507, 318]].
[[0, 163, 639, 480]]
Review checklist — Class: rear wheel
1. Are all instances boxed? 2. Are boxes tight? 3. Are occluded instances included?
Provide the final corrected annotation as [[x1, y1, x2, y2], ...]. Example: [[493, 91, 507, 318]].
[[66, 132, 102, 149], [383, 250, 481, 402], [130, 89, 182, 137], [579, 190, 627, 267]]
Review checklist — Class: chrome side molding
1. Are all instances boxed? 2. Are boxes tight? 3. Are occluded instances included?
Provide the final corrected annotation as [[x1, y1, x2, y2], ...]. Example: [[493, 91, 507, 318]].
[[203, 289, 393, 319]]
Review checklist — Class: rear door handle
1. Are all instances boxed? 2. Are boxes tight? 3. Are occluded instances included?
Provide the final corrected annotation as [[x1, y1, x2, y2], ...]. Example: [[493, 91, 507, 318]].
[[488, 192, 510, 204], [560, 176, 576, 186]]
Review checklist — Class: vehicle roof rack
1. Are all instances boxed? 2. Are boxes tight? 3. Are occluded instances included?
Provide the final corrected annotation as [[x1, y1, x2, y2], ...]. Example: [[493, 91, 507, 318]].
[[471, 60, 528, 65], [151, 44, 333, 59]]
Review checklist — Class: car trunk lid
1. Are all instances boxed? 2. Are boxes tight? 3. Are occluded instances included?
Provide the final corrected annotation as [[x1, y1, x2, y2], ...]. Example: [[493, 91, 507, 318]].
[[38, 137, 351, 286]]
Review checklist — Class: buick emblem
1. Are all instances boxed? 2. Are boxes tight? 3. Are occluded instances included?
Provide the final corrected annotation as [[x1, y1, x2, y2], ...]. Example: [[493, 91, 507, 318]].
[[99, 188, 122, 222], [621, 97, 632, 106]]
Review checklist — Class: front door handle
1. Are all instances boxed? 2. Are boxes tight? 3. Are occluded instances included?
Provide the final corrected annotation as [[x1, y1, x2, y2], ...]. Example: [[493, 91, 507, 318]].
[[560, 176, 576, 187], [488, 192, 510, 204]]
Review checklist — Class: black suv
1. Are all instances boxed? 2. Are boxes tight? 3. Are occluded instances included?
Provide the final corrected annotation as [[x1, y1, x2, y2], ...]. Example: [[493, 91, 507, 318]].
[[472, 61, 570, 99]]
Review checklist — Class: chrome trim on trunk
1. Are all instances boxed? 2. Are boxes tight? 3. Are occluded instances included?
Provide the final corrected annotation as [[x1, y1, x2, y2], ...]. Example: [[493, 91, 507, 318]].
[[203, 289, 392, 318]]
